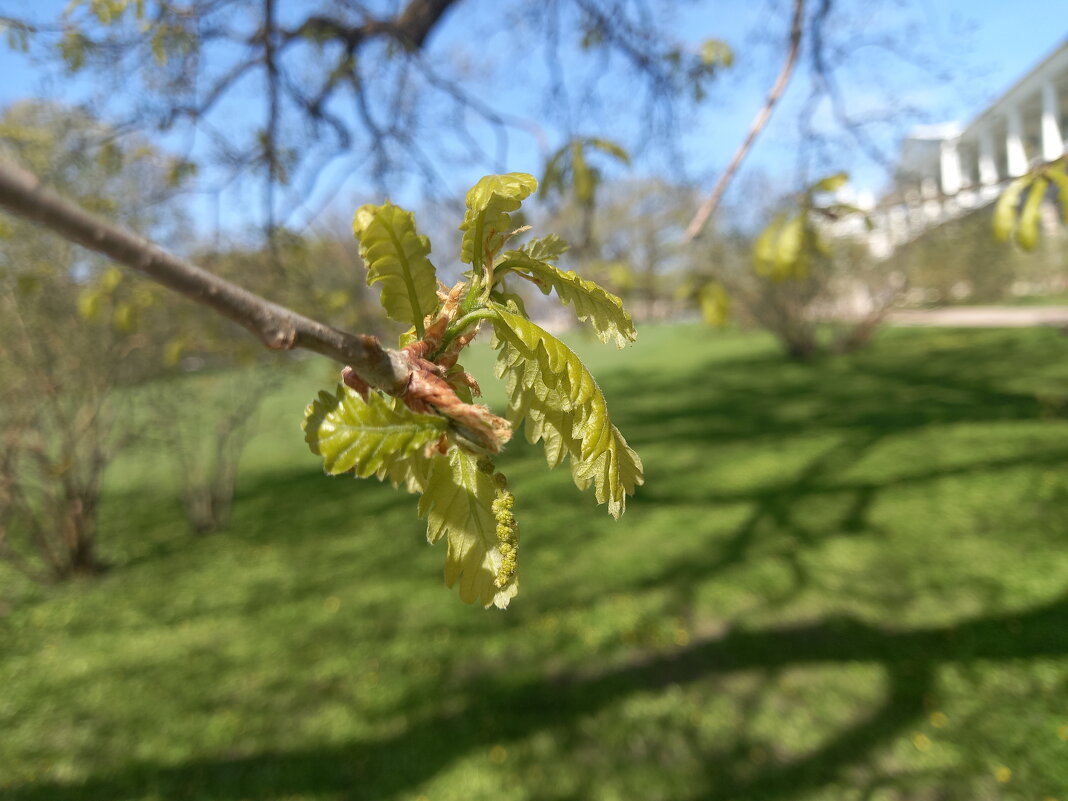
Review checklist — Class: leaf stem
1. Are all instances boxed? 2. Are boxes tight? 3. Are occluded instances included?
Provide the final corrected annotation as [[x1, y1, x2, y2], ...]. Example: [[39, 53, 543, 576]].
[[432, 307, 497, 359]]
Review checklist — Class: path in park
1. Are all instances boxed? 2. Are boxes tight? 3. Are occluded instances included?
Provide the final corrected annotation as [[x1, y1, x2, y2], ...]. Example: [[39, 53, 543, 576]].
[[887, 306, 1068, 327]]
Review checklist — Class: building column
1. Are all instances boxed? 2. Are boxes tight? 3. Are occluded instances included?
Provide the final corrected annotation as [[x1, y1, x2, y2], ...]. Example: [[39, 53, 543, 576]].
[[979, 128, 998, 183], [1042, 79, 1064, 161], [940, 137, 962, 195], [1006, 105, 1028, 176]]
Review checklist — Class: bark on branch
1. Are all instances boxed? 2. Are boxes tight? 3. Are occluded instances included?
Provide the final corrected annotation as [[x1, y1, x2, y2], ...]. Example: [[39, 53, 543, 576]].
[[283, 0, 457, 51], [0, 160, 410, 394], [683, 0, 806, 242]]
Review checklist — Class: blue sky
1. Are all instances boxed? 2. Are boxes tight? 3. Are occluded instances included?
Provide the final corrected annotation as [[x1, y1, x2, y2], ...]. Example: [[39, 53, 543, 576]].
[[0, 0, 1065, 237], [675, 1, 1066, 198]]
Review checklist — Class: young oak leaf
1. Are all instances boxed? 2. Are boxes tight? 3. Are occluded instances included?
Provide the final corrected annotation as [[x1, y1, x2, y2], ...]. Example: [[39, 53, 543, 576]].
[[497, 342, 581, 468], [568, 414, 643, 518], [373, 400, 435, 494], [418, 449, 519, 609], [353, 202, 440, 332], [303, 385, 446, 479], [459, 173, 538, 272], [491, 305, 643, 518], [522, 233, 570, 263], [499, 249, 637, 348]]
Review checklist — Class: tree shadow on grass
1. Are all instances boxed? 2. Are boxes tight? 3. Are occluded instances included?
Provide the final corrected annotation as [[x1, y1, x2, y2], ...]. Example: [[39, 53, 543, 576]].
[[5, 593, 1066, 801], [604, 334, 1056, 453], [9, 329, 1068, 800]]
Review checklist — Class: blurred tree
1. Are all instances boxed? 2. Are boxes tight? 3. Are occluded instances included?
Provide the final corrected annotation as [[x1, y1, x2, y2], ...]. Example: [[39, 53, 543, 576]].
[[541, 137, 631, 254], [596, 177, 700, 321], [692, 174, 901, 360], [139, 227, 390, 537], [532, 176, 701, 325], [0, 0, 731, 243], [0, 101, 187, 578]]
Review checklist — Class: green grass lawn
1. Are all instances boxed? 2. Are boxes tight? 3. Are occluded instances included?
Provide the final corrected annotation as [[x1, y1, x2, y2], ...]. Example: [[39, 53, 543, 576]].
[[3, 323, 1068, 801]]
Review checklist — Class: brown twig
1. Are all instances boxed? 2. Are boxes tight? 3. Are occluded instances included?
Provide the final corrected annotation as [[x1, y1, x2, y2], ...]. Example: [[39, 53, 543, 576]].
[[683, 0, 806, 242], [0, 160, 410, 394]]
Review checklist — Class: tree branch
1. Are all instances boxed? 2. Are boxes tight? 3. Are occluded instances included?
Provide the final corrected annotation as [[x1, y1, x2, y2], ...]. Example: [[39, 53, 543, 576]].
[[282, 0, 458, 51], [0, 160, 410, 394], [683, 0, 805, 242], [389, 0, 458, 49]]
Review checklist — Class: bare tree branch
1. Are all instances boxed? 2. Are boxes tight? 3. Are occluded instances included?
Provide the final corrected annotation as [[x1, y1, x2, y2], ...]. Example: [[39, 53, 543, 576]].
[[0, 160, 410, 394], [683, 0, 806, 242], [389, 0, 459, 49], [279, 0, 458, 50], [807, 0, 892, 171]]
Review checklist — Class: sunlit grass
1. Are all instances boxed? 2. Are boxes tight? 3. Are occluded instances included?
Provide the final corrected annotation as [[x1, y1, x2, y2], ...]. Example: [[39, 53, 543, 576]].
[[3, 324, 1068, 800]]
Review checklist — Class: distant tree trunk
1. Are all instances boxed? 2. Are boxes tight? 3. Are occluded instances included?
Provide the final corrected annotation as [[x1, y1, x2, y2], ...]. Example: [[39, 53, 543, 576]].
[[61, 494, 102, 576]]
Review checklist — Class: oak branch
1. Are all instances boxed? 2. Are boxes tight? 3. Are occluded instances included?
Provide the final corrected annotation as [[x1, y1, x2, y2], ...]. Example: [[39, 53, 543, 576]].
[[0, 159, 410, 394]]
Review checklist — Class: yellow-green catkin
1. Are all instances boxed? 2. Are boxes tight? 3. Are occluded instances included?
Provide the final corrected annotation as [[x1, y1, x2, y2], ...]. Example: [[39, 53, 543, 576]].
[[490, 471, 519, 588]]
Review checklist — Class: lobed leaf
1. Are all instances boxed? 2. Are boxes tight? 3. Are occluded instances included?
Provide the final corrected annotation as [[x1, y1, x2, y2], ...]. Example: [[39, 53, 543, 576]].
[[303, 386, 446, 479], [491, 305, 643, 518], [523, 233, 570, 263], [497, 343, 581, 469], [500, 251, 636, 348], [417, 449, 519, 608], [353, 202, 439, 331], [459, 173, 538, 272]]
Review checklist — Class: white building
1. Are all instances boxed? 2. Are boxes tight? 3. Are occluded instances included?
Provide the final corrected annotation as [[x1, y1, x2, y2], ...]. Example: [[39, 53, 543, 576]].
[[863, 37, 1068, 258]]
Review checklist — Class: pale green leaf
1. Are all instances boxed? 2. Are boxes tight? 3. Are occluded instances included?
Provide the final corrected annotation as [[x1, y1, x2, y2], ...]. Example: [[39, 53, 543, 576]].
[[491, 305, 643, 518], [1047, 167, 1068, 224], [459, 173, 538, 272], [376, 450, 432, 495], [417, 449, 519, 608], [701, 38, 734, 67], [753, 213, 785, 276], [353, 202, 439, 332], [571, 141, 594, 204], [814, 172, 849, 193], [585, 137, 631, 165], [570, 421, 644, 516], [698, 281, 730, 326], [993, 175, 1032, 243], [523, 233, 570, 262], [496, 341, 581, 468], [1017, 176, 1048, 251], [774, 214, 804, 274], [498, 250, 637, 348], [303, 386, 447, 479]]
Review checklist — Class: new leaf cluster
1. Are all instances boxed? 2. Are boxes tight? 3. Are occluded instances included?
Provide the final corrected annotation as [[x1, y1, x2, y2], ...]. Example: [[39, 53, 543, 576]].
[[302, 173, 643, 609]]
